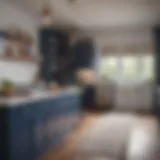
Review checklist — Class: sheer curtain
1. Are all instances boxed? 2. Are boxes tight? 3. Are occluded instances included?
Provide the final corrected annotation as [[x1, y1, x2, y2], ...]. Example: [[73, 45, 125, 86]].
[[97, 54, 154, 111]]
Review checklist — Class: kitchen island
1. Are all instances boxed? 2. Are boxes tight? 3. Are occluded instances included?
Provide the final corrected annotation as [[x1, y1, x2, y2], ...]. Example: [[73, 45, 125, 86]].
[[0, 87, 82, 160]]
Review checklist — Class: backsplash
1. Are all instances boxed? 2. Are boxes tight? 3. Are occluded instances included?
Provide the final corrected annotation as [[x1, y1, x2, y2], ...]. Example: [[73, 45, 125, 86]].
[[0, 60, 38, 85]]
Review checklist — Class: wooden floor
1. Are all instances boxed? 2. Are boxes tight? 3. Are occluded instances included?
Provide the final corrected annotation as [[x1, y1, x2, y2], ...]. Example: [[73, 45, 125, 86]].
[[40, 112, 158, 160], [40, 112, 99, 160]]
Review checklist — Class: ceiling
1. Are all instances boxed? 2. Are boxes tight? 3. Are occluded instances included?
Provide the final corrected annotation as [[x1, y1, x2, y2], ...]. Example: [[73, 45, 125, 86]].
[[5, 0, 160, 30]]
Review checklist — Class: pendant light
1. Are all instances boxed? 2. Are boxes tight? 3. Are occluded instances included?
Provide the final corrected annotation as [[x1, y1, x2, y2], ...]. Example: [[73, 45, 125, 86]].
[[41, 0, 53, 27], [68, 0, 77, 3]]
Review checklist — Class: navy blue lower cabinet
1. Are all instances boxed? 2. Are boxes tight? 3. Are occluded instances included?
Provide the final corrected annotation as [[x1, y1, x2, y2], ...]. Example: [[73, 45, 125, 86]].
[[82, 85, 96, 109], [0, 90, 82, 160]]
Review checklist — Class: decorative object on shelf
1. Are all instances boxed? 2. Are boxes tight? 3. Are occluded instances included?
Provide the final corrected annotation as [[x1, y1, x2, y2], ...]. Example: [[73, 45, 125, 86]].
[[48, 81, 59, 92], [4, 26, 22, 57], [2, 27, 35, 61], [4, 32, 16, 57], [20, 31, 34, 59], [1, 79, 14, 97], [41, 0, 53, 27]]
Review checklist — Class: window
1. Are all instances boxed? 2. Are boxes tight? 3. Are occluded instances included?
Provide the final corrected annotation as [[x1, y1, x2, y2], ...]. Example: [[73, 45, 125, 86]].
[[99, 55, 154, 83], [121, 57, 138, 81]]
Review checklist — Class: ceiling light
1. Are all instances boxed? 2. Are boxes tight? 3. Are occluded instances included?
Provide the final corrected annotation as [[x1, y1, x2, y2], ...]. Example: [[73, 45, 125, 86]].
[[41, 0, 53, 27], [68, 0, 77, 4]]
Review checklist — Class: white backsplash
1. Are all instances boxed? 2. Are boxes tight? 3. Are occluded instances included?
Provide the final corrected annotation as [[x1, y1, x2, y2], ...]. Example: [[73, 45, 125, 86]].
[[0, 60, 38, 86]]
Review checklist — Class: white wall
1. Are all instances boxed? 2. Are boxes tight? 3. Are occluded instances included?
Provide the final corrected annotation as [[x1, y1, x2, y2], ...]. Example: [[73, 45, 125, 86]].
[[0, 1, 38, 37], [93, 28, 153, 54], [115, 83, 153, 112], [0, 60, 38, 85]]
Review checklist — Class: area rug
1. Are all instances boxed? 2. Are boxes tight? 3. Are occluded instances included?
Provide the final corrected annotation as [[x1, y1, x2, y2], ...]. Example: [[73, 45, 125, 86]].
[[75, 113, 139, 160]]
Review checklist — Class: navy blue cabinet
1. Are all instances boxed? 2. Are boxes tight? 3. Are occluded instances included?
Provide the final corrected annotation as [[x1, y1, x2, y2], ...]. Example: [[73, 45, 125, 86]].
[[39, 28, 59, 82], [154, 28, 160, 85], [8, 104, 33, 160], [73, 40, 95, 69], [39, 28, 72, 84], [0, 91, 82, 160], [82, 85, 96, 109], [154, 28, 160, 115]]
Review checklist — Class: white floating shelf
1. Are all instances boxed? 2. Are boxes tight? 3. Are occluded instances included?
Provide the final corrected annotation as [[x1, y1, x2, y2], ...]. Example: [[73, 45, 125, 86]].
[[0, 55, 40, 64]]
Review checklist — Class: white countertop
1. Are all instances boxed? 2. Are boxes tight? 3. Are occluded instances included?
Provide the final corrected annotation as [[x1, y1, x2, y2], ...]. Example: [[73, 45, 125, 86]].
[[0, 87, 81, 107]]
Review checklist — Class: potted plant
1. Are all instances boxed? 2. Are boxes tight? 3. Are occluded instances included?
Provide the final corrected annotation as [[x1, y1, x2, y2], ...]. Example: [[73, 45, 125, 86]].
[[1, 79, 14, 97]]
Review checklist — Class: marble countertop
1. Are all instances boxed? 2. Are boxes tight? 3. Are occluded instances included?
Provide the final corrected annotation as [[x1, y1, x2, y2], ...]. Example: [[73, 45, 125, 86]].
[[0, 87, 81, 107]]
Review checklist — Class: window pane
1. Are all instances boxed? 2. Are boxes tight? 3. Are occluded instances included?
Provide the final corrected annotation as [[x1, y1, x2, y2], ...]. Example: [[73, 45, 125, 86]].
[[121, 57, 138, 81], [99, 58, 107, 75], [99, 57, 118, 80], [142, 56, 154, 81]]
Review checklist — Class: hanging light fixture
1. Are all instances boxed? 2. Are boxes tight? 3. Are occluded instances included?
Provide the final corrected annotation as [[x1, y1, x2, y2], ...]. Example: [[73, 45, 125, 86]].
[[41, 0, 53, 27], [68, 0, 76, 3]]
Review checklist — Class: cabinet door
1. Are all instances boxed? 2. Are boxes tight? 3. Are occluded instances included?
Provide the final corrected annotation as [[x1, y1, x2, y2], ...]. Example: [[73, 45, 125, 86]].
[[46, 94, 81, 149], [74, 40, 95, 69], [8, 104, 33, 160], [40, 29, 59, 82], [32, 100, 48, 158], [154, 28, 160, 116], [0, 107, 8, 160], [60, 94, 81, 132], [33, 99, 57, 159]]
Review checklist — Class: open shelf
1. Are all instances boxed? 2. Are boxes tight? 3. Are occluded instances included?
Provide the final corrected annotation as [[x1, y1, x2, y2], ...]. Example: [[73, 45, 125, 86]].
[[0, 55, 40, 63]]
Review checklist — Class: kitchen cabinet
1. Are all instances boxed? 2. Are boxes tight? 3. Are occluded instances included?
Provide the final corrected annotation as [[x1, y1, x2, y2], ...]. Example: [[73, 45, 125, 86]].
[[0, 89, 82, 160], [39, 28, 71, 84], [82, 85, 96, 110], [73, 40, 95, 69], [154, 27, 160, 116]]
